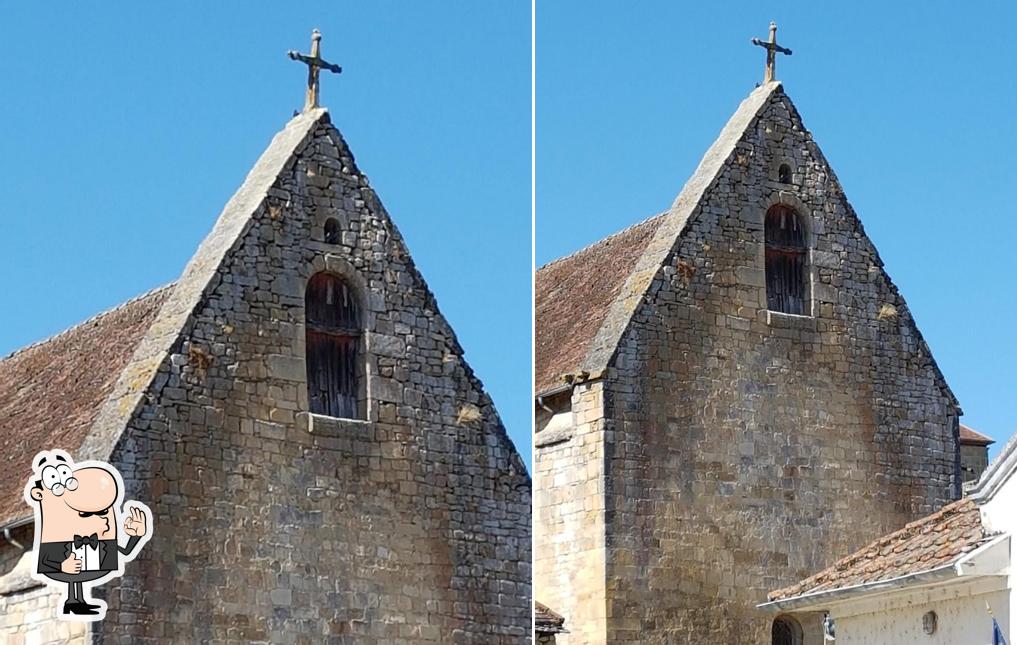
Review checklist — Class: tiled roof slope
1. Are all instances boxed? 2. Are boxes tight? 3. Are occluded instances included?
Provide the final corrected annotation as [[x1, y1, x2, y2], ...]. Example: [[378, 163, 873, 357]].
[[960, 424, 994, 446], [534, 601, 566, 634], [768, 498, 992, 601], [534, 82, 783, 397], [535, 213, 665, 395], [0, 285, 172, 526]]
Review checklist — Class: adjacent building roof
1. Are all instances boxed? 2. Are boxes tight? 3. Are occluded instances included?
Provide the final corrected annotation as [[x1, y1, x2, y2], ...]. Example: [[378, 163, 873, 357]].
[[767, 498, 993, 601], [0, 286, 173, 527], [534, 601, 567, 634], [960, 423, 995, 446], [535, 214, 665, 395]]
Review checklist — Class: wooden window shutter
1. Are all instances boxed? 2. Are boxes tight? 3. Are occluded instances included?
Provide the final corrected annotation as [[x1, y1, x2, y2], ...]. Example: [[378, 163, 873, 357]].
[[764, 205, 807, 315], [305, 273, 362, 418]]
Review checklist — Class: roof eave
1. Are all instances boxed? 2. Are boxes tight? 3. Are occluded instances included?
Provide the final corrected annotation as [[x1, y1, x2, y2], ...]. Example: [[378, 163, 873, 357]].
[[0, 515, 32, 534], [535, 382, 573, 399], [760, 533, 1009, 612], [758, 564, 960, 612]]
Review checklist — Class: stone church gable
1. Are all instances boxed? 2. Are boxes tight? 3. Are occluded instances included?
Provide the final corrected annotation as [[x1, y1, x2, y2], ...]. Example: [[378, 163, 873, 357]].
[[535, 82, 957, 416], [603, 84, 961, 641], [75, 109, 524, 465], [2, 109, 529, 642], [535, 82, 961, 644]]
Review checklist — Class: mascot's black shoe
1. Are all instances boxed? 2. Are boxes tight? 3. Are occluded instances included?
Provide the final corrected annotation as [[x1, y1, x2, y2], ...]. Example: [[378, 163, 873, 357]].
[[64, 602, 99, 615]]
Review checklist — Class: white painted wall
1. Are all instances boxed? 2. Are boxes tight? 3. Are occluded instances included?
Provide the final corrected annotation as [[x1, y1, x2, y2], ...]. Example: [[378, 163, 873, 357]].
[[982, 466, 1017, 536], [828, 582, 1008, 645], [979, 442, 1015, 642]]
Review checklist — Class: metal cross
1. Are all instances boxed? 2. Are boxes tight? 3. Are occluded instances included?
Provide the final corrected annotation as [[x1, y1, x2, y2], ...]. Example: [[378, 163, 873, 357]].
[[751, 22, 792, 84], [288, 29, 342, 112]]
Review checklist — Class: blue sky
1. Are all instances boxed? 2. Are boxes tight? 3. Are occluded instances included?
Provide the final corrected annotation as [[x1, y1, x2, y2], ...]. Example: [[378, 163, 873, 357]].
[[537, 2, 1016, 460], [1, 3, 1012, 479], [0, 5, 531, 464]]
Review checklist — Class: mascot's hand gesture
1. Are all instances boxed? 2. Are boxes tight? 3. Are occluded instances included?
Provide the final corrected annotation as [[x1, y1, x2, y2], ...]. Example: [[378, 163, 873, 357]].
[[124, 505, 147, 537]]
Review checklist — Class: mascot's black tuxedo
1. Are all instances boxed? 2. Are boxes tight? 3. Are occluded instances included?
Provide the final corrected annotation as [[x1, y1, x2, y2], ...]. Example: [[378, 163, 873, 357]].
[[37, 535, 141, 614], [38, 536, 141, 575]]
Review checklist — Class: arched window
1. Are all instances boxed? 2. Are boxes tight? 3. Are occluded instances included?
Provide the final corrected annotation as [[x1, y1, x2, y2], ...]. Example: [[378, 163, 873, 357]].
[[324, 217, 340, 244], [772, 615, 803, 645], [765, 204, 807, 315], [305, 273, 362, 418], [778, 163, 792, 184]]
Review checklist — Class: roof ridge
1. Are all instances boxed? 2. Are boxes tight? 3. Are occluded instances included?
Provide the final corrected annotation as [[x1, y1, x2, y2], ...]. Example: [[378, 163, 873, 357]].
[[0, 283, 176, 363], [537, 211, 668, 273]]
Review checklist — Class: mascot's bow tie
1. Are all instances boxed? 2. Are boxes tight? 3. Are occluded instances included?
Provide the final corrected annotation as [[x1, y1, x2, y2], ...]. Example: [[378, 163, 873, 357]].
[[73, 533, 99, 549]]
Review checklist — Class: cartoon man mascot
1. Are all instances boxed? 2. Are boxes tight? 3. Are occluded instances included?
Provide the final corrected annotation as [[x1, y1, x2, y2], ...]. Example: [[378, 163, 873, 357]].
[[23, 449, 152, 620]]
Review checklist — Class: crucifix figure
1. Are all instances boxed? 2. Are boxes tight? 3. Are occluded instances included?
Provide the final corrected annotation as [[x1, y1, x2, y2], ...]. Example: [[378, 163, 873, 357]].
[[288, 29, 342, 112], [751, 22, 792, 84]]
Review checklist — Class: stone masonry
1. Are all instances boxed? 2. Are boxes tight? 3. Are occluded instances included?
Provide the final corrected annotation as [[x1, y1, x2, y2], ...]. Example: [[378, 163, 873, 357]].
[[0, 109, 530, 643], [534, 383, 608, 644], [962, 443, 990, 483], [0, 524, 88, 644], [535, 82, 960, 644], [959, 425, 994, 484]]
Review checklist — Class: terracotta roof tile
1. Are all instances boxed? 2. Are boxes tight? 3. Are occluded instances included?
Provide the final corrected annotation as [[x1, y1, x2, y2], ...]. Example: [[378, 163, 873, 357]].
[[768, 498, 992, 601], [0, 285, 172, 527], [960, 424, 994, 446], [535, 213, 665, 395]]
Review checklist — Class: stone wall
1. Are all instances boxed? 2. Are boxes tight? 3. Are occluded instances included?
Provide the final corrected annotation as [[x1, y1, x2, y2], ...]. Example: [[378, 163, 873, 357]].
[[598, 89, 957, 642], [86, 115, 529, 643], [0, 525, 90, 644], [533, 383, 608, 645], [961, 444, 989, 483]]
